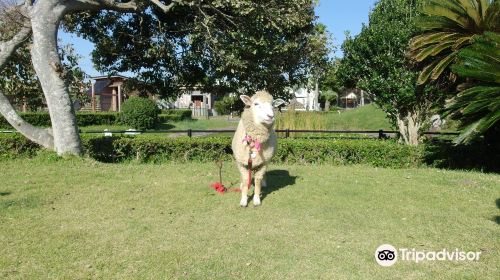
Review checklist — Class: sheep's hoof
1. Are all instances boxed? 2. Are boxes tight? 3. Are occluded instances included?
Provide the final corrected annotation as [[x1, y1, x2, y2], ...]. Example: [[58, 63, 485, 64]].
[[240, 197, 248, 207], [253, 197, 261, 206]]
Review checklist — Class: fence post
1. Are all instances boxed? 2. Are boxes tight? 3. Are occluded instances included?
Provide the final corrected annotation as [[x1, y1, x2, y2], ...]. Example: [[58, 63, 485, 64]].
[[188, 129, 192, 138], [286, 128, 290, 138], [378, 129, 384, 139]]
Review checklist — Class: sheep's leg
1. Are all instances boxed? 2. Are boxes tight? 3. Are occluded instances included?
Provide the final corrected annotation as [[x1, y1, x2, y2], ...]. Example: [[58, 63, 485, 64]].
[[238, 164, 249, 207], [261, 174, 267, 188], [253, 166, 267, 206]]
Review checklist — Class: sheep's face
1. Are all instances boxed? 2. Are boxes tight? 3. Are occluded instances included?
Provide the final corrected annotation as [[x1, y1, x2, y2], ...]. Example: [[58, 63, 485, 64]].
[[240, 92, 275, 127]]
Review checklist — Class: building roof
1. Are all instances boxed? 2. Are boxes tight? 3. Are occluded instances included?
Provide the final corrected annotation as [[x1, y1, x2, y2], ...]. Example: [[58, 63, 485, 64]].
[[91, 75, 128, 81], [342, 92, 358, 100]]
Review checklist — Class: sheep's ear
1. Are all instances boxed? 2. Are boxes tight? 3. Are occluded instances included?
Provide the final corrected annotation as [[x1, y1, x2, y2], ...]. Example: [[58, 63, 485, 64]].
[[240, 95, 252, 107], [273, 98, 286, 108]]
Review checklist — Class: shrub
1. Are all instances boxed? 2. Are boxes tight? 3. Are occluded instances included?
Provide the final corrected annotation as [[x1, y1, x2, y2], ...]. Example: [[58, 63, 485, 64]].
[[0, 133, 40, 159], [423, 139, 500, 171], [75, 112, 118, 126], [0, 112, 52, 128], [214, 96, 244, 115], [120, 97, 160, 130], [159, 109, 192, 122]]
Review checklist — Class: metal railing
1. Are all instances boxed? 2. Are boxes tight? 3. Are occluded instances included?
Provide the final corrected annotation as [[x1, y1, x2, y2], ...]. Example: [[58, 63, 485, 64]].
[[62, 129, 460, 139]]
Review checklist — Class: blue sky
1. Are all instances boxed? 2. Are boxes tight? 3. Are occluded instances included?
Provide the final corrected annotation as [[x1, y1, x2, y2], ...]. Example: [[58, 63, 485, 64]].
[[60, 0, 377, 77], [316, 0, 377, 56]]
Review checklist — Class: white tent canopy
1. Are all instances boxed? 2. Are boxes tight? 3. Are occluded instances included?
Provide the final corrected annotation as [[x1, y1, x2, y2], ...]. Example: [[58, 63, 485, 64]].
[[342, 92, 358, 100]]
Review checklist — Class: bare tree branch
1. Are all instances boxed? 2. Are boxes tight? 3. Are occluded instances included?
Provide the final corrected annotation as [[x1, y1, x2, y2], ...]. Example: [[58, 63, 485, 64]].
[[150, 0, 176, 13], [207, 2, 236, 27], [66, 0, 139, 13], [0, 1, 30, 32], [0, 93, 54, 149], [0, 21, 30, 65]]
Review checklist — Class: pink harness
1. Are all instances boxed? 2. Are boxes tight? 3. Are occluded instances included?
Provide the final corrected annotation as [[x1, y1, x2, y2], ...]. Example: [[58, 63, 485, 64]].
[[242, 134, 261, 189]]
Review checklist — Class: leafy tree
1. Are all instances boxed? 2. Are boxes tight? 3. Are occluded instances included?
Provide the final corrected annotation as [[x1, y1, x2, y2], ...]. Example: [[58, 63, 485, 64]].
[[408, 0, 500, 85], [444, 32, 500, 143], [319, 59, 341, 111], [337, 0, 441, 145], [64, 0, 329, 99], [0, 0, 329, 155], [320, 59, 341, 90], [0, 43, 89, 111], [214, 95, 244, 115], [319, 90, 338, 111], [0, 43, 40, 111]]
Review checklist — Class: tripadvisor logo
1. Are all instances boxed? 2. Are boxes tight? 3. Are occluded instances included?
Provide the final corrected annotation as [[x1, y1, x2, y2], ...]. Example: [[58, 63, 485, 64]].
[[375, 244, 482, 266], [375, 244, 397, 266]]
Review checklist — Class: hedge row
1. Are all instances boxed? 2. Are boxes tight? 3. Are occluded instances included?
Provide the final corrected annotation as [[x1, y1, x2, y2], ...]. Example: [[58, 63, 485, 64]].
[[0, 112, 119, 128], [0, 134, 425, 168], [0, 110, 192, 128]]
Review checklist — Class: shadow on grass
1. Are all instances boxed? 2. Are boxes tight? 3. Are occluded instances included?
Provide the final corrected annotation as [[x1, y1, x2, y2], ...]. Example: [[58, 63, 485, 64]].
[[155, 123, 176, 130], [424, 140, 500, 173], [495, 199, 500, 225], [261, 169, 297, 201], [0, 191, 11, 196]]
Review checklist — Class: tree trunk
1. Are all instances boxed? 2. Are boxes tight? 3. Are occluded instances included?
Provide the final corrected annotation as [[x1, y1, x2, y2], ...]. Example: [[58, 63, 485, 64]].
[[305, 88, 309, 111], [397, 111, 421, 146], [30, 2, 82, 155], [314, 80, 319, 111], [0, 16, 55, 150], [325, 100, 330, 111]]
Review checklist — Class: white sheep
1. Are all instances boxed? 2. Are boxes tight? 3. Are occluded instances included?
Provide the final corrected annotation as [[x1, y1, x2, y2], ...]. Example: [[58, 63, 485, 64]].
[[231, 90, 281, 207]]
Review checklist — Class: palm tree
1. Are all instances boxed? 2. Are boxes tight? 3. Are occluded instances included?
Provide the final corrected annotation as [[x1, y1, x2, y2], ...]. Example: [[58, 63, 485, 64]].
[[408, 0, 499, 85], [444, 32, 500, 143]]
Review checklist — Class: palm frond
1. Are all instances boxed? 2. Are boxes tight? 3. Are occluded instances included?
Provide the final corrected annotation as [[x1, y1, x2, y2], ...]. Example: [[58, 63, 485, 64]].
[[409, 0, 496, 84], [453, 118, 483, 144], [421, 1, 472, 29], [457, 0, 482, 27], [414, 15, 463, 31], [413, 41, 455, 62], [478, 0, 489, 18], [417, 58, 441, 85], [409, 32, 462, 50], [430, 53, 456, 80], [484, 0, 500, 31], [445, 31, 500, 143], [452, 32, 500, 83]]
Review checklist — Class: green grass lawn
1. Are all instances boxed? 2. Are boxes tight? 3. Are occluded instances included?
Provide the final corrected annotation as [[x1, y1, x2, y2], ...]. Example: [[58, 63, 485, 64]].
[[164, 118, 238, 130], [325, 104, 392, 130], [79, 117, 238, 133], [78, 104, 390, 134], [0, 159, 498, 279]]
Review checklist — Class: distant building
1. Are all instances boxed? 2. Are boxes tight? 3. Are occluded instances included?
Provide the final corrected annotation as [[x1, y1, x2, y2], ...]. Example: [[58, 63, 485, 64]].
[[169, 88, 214, 117], [290, 88, 319, 111], [339, 88, 371, 109], [171, 89, 214, 110], [87, 75, 127, 112]]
